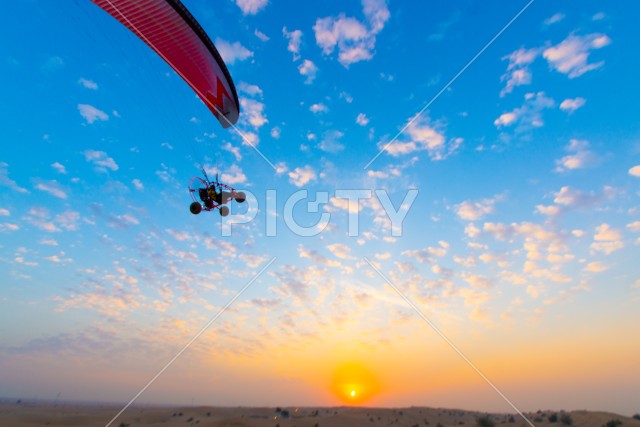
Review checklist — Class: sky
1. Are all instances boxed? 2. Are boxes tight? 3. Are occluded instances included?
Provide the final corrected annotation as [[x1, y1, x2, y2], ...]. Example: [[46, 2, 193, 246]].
[[1, 0, 640, 416]]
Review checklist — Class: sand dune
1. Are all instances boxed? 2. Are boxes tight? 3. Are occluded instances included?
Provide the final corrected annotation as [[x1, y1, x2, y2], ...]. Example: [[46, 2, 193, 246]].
[[1, 402, 639, 427]]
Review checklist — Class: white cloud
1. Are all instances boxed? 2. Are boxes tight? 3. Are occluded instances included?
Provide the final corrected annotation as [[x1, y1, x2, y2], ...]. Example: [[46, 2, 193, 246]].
[[555, 139, 599, 172], [544, 13, 565, 26], [310, 103, 328, 114], [592, 12, 606, 21], [628, 165, 640, 177], [270, 126, 281, 139], [238, 81, 263, 97], [318, 130, 345, 154], [254, 29, 269, 42], [313, 0, 389, 67], [234, 0, 268, 15], [84, 150, 119, 172], [222, 142, 242, 161], [51, 162, 67, 174], [288, 165, 317, 187], [78, 78, 98, 90], [240, 97, 268, 129], [494, 92, 555, 133], [543, 33, 611, 78], [283, 27, 303, 60], [327, 243, 354, 260], [35, 180, 67, 200], [298, 59, 318, 84], [456, 197, 499, 221], [381, 114, 458, 160], [0, 162, 28, 194], [591, 223, 624, 255], [78, 104, 108, 124], [132, 179, 144, 191], [221, 164, 247, 185], [215, 38, 253, 64], [559, 97, 586, 113], [627, 221, 640, 233], [356, 113, 369, 126], [500, 47, 539, 96]]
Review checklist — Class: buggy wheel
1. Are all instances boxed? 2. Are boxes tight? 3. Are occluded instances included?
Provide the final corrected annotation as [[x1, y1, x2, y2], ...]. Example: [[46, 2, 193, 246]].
[[189, 202, 202, 215], [235, 191, 246, 203], [219, 206, 230, 217]]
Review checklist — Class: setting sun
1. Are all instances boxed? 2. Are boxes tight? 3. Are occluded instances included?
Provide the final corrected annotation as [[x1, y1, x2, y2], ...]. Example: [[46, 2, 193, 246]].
[[331, 362, 380, 405]]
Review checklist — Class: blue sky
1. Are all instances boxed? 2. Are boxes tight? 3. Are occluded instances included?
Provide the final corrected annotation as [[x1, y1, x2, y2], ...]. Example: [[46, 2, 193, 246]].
[[2, 0, 640, 415]]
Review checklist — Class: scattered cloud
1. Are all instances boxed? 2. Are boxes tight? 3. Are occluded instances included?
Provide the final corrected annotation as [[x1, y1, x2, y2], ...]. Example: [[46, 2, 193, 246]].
[[591, 223, 624, 255], [283, 27, 303, 60], [559, 97, 586, 113], [234, 0, 268, 15], [132, 179, 144, 191], [298, 59, 318, 84], [555, 139, 599, 172], [381, 114, 460, 160], [356, 113, 369, 126], [500, 47, 539, 96], [288, 165, 317, 187], [0, 162, 28, 193], [310, 103, 328, 114], [318, 130, 345, 154], [456, 197, 501, 221], [544, 13, 565, 26], [543, 33, 611, 78], [84, 150, 118, 172], [494, 92, 554, 133], [51, 162, 67, 174], [35, 180, 67, 200], [78, 78, 98, 90], [78, 104, 108, 124], [215, 38, 253, 64], [254, 29, 269, 42], [313, 0, 390, 67], [628, 165, 640, 177]]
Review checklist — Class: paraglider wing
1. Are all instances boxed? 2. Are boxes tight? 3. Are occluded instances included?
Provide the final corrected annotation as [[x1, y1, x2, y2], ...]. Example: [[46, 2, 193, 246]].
[[92, 0, 240, 127]]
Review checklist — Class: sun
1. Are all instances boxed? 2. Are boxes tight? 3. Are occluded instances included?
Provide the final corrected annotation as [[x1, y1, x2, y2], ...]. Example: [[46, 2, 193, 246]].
[[330, 362, 380, 405]]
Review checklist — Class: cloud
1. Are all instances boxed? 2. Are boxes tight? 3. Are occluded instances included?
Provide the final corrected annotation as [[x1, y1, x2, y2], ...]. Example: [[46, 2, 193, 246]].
[[51, 162, 67, 174], [543, 33, 611, 78], [238, 82, 263, 97], [215, 38, 253, 64], [500, 47, 539, 96], [555, 139, 599, 172], [455, 197, 500, 221], [78, 78, 98, 90], [0, 208, 9, 216], [584, 261, 607, 273], [402, 241, 449, 264], [240, 97, 268, 129], [288, 165, 317, 187], [494, 92, 554, 133], [591, 223, 624, 255], [309, 103, 328, 114], [234, 0, 268, 15], [35, 180, 67, 200], [318, 130, 345, 154], [78, 104, 108, 124], [356, 113, 369, 126], [327, 243, 354, 260], [0, 162, 28, 193], [313, 0, 389, 67], [628, 221, 640, 233], [283, 27, 303, 60], [132, 179, 144, 191], [629, 165, 640, 177], [381, 114, 460, 160], [559, 97, 586, 113], [298, 59, 318, 84], [221, 164, 247, 185], [84, 150, 118, 172], [543, 13, 565, 26], [254, 29, 269, 41]]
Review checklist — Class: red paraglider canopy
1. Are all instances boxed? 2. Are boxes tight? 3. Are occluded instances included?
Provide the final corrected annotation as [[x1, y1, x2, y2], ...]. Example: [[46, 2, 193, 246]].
[[92, 0, 240, 128]]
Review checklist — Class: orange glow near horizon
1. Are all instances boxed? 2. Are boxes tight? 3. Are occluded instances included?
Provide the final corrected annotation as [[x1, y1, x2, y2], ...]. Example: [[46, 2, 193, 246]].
[[331, 362, 380, 405]]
